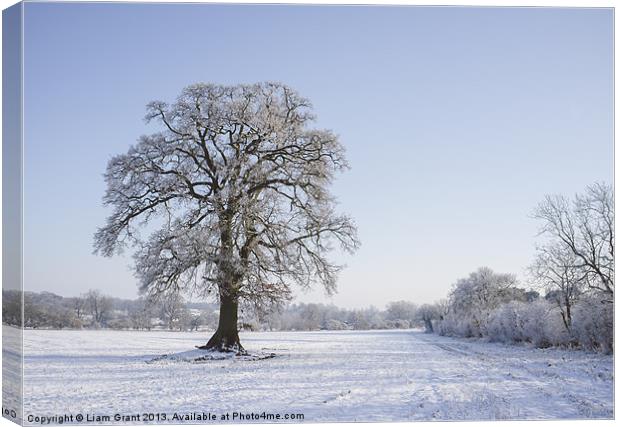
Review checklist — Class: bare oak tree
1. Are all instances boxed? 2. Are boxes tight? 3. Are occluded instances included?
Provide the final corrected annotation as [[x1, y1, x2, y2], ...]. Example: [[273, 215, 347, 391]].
[[533, 183, 614, 300], [94, 82, 359, 353]]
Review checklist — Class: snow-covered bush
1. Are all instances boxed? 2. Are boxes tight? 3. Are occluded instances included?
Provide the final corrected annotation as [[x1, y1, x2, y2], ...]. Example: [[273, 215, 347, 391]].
[[438, 267, 525, 339], [436, 311, 476, 338], [487, 302, 525, 344], [385, 319, 411, 329], [518, 300, 568, 348], [571, 295, 613, 354], [478, 300, 571, 348], [433, 241, 613, 353], [435, 313, 451, 336], [324, 319, 349, 330]]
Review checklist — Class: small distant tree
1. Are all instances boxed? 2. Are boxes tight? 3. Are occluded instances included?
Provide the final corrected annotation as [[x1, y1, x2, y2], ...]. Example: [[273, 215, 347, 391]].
[[129, 297, 156, 330], [385, 301, 418, 325], [157, 292, 187, 330], [84, 290, 112, 328], [347, 307, 383, 330], [417, 304, 438, 333], [347, 309, 371, 330], [94, 82, 359, 352], [297, 303, 323, 330], [186, 311, 208, 332], [71, 296, 86, 323]]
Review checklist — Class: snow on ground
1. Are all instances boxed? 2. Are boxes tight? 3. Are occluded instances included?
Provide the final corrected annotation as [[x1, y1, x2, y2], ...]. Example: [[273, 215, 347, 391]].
[[3, 326, 23, 424], [16, 327, 613, 423]]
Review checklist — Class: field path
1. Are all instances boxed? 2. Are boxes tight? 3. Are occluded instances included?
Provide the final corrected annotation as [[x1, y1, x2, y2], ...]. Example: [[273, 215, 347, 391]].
[[413, 333, 613, 419], [18, 327, 613, 423]]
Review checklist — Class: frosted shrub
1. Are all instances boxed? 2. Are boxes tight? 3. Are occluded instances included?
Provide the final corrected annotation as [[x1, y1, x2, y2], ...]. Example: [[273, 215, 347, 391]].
[[436, 316, 452, 336], [437, 288, 603, 351], [437, 313, 476, 338], [522, 301, 551, 346], [436, 313, 458, 336], [324, 319, 349, 330], [443, 267, 523, 339], [572, 295, 613, 354], [385, 319, 411, 329], [541, 308, 571, 347], [487, 302, 524, 344], [486, 300, 570, 347], [517, 300, 571, 348]]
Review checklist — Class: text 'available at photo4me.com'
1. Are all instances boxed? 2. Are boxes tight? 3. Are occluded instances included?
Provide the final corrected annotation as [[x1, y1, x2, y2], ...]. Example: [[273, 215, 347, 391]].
[[23, 411, 305, 425]]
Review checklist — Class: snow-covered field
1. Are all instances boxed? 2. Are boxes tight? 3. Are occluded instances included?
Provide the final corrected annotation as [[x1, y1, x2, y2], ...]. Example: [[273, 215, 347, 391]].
[[14, 327, 614, 423]]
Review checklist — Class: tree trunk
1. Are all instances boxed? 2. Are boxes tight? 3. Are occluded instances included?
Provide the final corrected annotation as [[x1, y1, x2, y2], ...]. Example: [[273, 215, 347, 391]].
[[424, 319, 434, 333], [200, 212, 246, 354], [565, 297, 572, 329], [199, 292, 245, 354]]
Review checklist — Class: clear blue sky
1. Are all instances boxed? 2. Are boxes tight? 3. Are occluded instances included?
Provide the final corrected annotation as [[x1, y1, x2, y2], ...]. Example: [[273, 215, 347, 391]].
[[22, 4, 613, 308]]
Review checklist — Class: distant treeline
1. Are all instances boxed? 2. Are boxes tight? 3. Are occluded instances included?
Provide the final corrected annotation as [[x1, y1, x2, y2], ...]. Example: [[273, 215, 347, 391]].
[[2, 290, 217, 331], [2, 289, 428, 332]]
